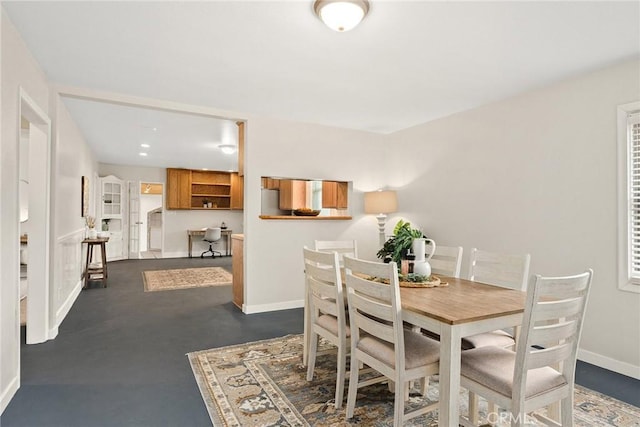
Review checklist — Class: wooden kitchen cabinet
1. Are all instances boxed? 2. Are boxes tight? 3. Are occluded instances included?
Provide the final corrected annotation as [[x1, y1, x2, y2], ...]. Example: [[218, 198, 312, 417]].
[[237, 121, 245, 177], [230, 173, 244, 210], [279, 179, 307, 210], [191, 170, 231, 209], [166, 168, 191, 209], [231, 234, 244, 310], [322, 181, 348, 209], [166, 168, 243, 210]]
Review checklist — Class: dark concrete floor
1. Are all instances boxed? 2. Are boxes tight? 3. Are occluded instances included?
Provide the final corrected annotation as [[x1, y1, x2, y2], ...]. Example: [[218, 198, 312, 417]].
[[1, 257, 638, 426], [1, 257, 303, 427]]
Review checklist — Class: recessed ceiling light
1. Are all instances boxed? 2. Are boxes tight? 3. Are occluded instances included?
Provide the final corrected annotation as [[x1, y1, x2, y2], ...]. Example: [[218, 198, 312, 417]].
[[140, 143, 150, 148], [139, 152, 148, 157], [219, 144, 237, 154], [202, 168, 209, 171]]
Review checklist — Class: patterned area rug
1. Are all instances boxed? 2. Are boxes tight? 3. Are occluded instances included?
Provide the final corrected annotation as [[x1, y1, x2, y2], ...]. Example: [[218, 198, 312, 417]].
[[188, 334, 640, 427], [142, 267, 232, 292]]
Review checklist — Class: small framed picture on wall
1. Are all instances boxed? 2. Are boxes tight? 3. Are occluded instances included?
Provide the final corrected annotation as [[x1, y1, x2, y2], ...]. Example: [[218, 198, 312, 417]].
[[81, 176, 89, 217]]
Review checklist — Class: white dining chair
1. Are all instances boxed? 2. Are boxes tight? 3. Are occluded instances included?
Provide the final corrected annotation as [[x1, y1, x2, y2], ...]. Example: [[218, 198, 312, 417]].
[[464, 248, 531, 350], [460, 269, 593, 427], [343, 256, 440, 426], [303, 247, 350, 409], [425, 245, 463, 278], [314, 239, 358, 267]]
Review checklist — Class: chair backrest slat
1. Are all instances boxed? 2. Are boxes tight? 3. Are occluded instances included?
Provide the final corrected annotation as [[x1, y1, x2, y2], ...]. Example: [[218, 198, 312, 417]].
[[526, 342, 574, 370], [348, 289, 395, 323], [529, 320, 578, 347], [309, 293, 339, 317], [532, 298, 584, 322], [353, 309, 395, 343], [427, 245, 463, 278], [468, 248, 531, 291]]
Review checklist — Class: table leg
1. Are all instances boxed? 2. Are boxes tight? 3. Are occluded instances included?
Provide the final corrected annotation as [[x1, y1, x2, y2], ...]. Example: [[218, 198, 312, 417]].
[[227, 233, 231, 256], [83, 244, 91, 289], [188, 234, 193, 258], [101, 242, 108, 287], [439, 325, 462, 427]]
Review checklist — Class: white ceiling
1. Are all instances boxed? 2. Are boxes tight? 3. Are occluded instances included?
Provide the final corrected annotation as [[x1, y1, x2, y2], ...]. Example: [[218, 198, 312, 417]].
[[3, 1, 639, 168], [61, 97, 239, 171]]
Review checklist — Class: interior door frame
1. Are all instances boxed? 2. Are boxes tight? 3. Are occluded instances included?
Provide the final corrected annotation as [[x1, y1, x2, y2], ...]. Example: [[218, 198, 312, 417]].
[[18, 87, 52, 345], [128, 180, 142, 259]]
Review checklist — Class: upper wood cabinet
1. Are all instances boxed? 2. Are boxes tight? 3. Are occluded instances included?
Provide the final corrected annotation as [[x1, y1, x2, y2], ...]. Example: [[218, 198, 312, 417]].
[[279, 179, 307, 210], [166, 168, 191, 209], [322, 181, 348, 209], [230, 173, 244, 210], [166, 168, 243, 210], [237, 121, 245, 177]]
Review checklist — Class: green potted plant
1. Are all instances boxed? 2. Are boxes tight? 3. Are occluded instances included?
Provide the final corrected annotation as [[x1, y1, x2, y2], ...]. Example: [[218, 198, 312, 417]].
[[376, 219, 425, 264]]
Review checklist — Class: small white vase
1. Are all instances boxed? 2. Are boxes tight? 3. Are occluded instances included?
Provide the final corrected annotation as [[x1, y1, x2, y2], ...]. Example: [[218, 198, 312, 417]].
[[411, 238, 436, 262], [87, 228, 98, 239]]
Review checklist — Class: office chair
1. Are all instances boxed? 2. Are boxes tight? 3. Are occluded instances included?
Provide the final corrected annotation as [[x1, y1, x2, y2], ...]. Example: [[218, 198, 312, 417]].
[[201, 227, 222, 258]]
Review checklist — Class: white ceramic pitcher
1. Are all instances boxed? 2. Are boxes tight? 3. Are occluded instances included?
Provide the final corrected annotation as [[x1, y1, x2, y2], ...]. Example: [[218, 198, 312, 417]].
[[411, 238, 436, 276]]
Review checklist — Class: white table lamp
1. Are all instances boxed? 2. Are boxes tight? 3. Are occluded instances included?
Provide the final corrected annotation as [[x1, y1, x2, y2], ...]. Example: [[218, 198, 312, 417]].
[[364, 190, 398, 246]]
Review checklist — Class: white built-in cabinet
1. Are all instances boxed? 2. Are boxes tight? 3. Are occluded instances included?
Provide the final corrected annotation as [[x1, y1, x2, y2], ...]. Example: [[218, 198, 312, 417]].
[[99, 175, 126, 261]]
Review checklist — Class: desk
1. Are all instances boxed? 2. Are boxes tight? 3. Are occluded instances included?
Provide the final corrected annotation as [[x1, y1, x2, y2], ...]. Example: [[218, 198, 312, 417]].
[[82, 237, 109, 289], [400, 277, 526, 426], [188, 229, 232, 257], [302, 275, 526, 426]]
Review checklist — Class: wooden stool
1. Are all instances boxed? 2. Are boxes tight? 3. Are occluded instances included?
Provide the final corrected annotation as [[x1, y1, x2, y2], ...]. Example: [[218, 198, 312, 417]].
[[83, 237, 109, 289]]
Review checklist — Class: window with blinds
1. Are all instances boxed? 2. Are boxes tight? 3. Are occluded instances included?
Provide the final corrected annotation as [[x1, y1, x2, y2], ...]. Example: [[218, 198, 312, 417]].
[[619, 104, 640, 293]]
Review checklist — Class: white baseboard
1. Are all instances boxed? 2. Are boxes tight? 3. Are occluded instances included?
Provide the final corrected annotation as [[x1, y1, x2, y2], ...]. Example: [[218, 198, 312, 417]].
[[53, 279, 82, 332], [161, 251, 188, 259], [0, 374, 19, 414], [243, 299, 304, 314], [578, 348, 640, 380]]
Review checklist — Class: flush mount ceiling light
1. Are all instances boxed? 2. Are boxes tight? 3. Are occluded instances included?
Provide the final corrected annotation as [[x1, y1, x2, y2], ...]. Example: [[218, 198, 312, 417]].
[[219, 144, 237, 155], [313, 0, 370, 32]]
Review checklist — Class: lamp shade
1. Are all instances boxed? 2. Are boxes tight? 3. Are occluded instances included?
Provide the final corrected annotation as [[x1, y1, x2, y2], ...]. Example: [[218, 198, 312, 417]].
[[313, 0, 370, 32], [364, 190, 397, 214]]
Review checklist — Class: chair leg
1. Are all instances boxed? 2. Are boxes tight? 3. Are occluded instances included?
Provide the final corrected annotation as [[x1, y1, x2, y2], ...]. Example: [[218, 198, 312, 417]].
[[306, 333, 318, 382], [346, 353, 359, 419], [334, 342, 347, 408], [393, 378, 404, 427], [560, 395, 574, 427], [419, 376, 429, 396], [468, 391, 479, 425], [487, 401, 497, 423]]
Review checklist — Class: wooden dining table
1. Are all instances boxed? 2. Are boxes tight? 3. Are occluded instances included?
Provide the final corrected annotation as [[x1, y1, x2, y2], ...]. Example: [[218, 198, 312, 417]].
[[303, 275, 527, 426], [400, 276, 526, 426]]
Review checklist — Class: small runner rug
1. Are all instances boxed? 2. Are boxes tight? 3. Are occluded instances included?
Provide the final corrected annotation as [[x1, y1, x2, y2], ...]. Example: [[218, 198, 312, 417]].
[[143, 267, 232, 292], [188, 334, 640, 427]]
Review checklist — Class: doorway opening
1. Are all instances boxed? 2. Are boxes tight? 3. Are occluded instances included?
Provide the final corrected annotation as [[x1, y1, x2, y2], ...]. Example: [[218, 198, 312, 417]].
[[132, 182, 164, 259]]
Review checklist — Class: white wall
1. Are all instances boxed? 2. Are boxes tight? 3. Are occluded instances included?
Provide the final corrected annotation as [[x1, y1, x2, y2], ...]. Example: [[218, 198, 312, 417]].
[[51, 96, 98, 326], [0, 11, 50, 412], [243, 116, 392, 313], [97, 163, 243, 257], [1, 12, 98, 412], [391, 59, 640, 378]]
